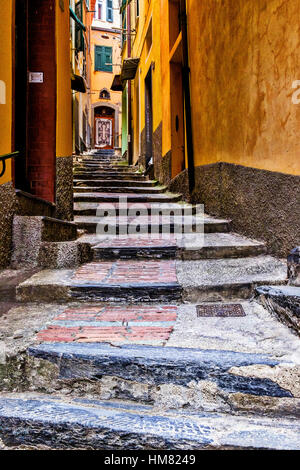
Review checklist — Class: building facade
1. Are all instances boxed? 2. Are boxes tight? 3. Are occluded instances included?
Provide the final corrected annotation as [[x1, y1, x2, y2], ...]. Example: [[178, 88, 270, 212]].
[[0, 0, 89, 268], [70, 0, 92, 154], [120, 0, 300, 256], [90, 0, 122, 150]]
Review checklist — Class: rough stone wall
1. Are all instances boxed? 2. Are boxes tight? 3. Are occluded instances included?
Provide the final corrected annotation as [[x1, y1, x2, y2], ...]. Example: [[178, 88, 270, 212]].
[[55, 156, 73, 221], [153, 123, 162, 181], [169, 163, 300, 258], [159, 151, 172, 186], [0, 183, 16, 269]]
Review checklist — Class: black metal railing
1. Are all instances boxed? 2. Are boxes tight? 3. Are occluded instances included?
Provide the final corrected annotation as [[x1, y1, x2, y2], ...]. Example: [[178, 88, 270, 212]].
[[0, 152, 20, 178]]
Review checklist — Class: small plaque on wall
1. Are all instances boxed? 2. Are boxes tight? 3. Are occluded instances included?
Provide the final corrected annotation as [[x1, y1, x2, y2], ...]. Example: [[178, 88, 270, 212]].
[[28, 72, 44, 83]]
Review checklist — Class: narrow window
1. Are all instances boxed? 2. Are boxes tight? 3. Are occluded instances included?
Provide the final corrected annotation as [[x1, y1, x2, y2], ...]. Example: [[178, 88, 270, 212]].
[[95, 0, 102, 20], [107, 0, 113, 22]]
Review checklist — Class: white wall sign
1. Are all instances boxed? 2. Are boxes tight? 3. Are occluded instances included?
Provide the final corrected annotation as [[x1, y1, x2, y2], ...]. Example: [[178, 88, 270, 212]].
[[29, 72, 44, 83], [0, 81, 6, 104]]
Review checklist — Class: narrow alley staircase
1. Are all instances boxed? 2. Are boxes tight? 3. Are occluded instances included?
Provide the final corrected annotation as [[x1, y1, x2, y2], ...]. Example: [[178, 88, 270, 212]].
[[0, 150, 300, 450]]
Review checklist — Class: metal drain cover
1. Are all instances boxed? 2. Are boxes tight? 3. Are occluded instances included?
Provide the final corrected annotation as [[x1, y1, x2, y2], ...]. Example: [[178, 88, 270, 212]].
[[196, 304, 246, 317]]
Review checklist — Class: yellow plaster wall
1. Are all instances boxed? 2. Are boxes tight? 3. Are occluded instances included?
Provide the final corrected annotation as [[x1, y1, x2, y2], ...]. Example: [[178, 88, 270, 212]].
[[160, 0, 171, 159], [0, 0, 13, 184], [130, 0, 163, 164], [56, 0, 73, 157], [187, 0, 300, 176]]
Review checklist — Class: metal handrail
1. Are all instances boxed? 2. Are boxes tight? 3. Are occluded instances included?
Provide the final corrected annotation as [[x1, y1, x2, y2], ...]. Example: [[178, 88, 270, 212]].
[[0, 152, 20, 178]]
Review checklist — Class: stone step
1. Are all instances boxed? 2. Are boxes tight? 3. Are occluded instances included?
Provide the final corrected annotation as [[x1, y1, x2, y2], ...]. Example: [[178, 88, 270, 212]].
[[26, 342, 297, 404], [78, 159, 126, 165], [1, 394, 299, 450], [36, 241, 92, 269], [73, 180, 158, 188], [73, 192, 183, 203], [177, 256, 287, 302], [73, 185, 167, 194], [73, 201, 194, 216], [73, 215, 230, 234], [73, 173, 147, 180], [16, 260, 182, 303], [11, 216, 79, 268], [256, 285, 300, 336], [92, 237, 177, 260], [90, 233, 266, 260], [75, 163, 133, 169], [15, 189, 56, 217], [13, 216, 77, 243]]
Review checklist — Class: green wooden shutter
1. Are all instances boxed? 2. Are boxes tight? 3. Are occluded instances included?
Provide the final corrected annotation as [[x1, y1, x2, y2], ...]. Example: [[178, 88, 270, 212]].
[[95, 46, 112, 72], [104, 46, 112, 72], [107, 0, 113, 22], [95, 46, 103, 71]]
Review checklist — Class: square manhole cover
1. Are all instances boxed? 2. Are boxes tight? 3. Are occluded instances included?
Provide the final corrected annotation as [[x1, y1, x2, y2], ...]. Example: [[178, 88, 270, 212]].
[[196, 304, 246, 317]]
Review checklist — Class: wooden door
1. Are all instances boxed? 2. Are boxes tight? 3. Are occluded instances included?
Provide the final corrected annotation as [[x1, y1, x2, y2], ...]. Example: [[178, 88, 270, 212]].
[[95, 117, 114, 149]]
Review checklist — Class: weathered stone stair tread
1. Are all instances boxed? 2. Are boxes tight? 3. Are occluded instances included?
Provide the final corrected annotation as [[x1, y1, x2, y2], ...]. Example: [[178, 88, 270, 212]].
[[15, 189, 56, 217], [73, 186, 168, 194], [177, 256, 287, 301], [74, 173, 146, 180], [1, 394, 299, 449], [73, 192, 182, 203], [73, 180, 157, 187], [74, 215, 230, 234], [74, 201, 196, 215], [88, 232, 265, 260], [256, 285, 300, 299], [13, 215, 78, 243], [16, 260, 182, 303], [27, 342, 293, 398], [256, 285, 300, 335], [74, 166, 140, 171]]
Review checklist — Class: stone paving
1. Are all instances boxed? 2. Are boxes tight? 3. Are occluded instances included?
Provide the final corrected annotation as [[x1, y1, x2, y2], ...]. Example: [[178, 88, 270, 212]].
[[1, 151, 300, 450]]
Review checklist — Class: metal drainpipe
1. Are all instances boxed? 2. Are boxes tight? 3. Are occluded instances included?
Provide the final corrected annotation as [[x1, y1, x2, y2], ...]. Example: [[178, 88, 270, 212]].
[[180, 0, 195, 195], [127, 3, 133, 165]]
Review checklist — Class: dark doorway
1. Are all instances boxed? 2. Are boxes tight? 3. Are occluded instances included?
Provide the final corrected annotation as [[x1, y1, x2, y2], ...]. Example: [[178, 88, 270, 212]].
[[13, 0, 56, 202], [14, 0, 29, 192], [145, 67, 153, 167], [94, 106, 115, 149]]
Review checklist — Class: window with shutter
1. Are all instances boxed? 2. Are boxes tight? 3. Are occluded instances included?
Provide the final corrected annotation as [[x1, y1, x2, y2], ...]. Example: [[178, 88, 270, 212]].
[[75, 0, 84, 52], [95, 46, 112, 72], [107, 0, 113, 22]]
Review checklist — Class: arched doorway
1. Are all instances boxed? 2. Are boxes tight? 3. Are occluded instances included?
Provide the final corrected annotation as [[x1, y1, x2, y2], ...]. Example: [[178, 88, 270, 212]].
[[94, 106, 115, 149]]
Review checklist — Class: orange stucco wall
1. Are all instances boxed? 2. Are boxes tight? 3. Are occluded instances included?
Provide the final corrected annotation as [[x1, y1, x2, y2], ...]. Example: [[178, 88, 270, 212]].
[[56, 0, 73, 157], [187, 0, 300, 176], [0, 0, 13, 184]]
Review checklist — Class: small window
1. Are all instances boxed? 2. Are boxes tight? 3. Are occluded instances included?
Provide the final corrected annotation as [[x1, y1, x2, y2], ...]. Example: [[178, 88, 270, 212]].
[[145, 18, 153, 57], [95, 0, 103, 20], [95, 45, 113, 72], [107, 0, 113, 22], [99, 89, 111, 99]]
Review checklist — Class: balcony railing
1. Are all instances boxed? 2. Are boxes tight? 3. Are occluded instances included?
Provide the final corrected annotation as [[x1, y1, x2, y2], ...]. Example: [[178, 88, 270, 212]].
[[0, 152, 20, 178]]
